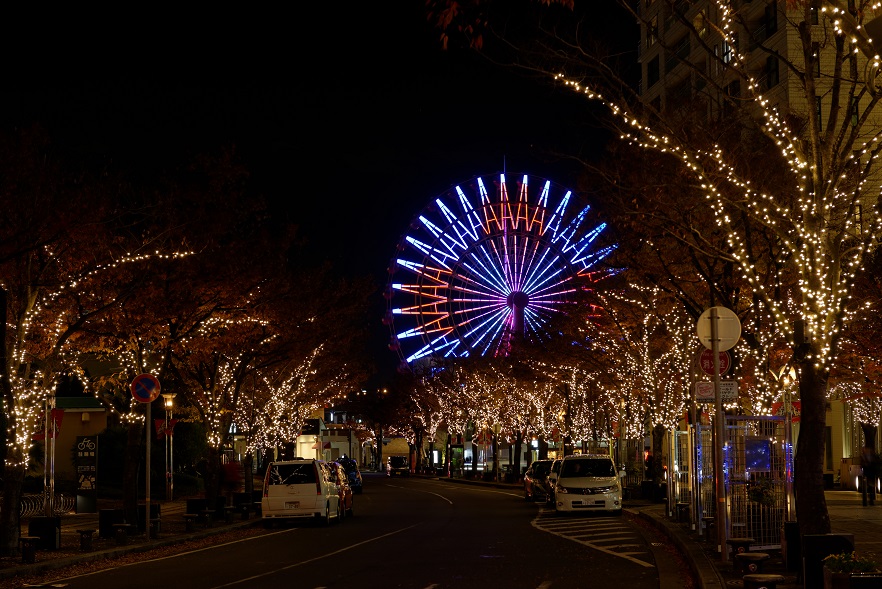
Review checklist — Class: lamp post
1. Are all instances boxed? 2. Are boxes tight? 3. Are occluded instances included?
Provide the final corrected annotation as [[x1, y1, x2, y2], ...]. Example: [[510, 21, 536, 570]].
[[162, 393, 176, 500]]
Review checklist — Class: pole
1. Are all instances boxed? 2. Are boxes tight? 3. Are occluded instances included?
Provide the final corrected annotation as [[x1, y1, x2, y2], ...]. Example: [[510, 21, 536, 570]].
[[43, 398, 50, 517], [146, 400, 151, 541], [49, 395, 56, 518], [170, 422, 175, 501], [165, 405, 170, 500], [711, 307, 729, 562]]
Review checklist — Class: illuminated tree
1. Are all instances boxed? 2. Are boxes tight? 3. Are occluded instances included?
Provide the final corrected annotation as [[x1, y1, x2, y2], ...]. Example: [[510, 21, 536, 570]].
[[429, 0, 882, 535]]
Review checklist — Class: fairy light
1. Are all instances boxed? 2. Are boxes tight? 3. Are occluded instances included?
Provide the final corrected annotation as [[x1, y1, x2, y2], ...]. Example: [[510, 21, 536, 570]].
[[5, 249, 194, 469], [552, 0, 882, 392]]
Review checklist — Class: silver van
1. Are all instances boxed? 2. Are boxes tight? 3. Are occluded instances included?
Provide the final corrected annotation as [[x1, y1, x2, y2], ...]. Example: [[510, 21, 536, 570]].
[[554, 454, 625, 515], [261, 459, 342, 526]]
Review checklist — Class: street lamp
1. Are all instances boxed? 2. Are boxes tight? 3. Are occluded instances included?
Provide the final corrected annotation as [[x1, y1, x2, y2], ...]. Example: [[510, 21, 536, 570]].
[[162, 393, 176, 500]]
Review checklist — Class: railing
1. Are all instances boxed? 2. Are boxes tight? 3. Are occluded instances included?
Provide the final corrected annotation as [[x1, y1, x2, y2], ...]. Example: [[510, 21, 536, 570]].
[[3, 494, 76, 517]]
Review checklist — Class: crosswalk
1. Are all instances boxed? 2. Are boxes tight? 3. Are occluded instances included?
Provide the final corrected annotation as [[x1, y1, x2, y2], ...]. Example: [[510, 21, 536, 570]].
[[530, 508, 656, 568]]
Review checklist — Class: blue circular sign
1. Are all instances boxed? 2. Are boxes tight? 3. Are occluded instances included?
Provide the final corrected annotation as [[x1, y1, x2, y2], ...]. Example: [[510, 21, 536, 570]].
[[130, 373, 161, 403]]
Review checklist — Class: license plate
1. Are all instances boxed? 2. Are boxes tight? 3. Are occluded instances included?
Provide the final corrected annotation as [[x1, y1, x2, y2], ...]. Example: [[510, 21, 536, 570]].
[[285, 501, 299, 509]]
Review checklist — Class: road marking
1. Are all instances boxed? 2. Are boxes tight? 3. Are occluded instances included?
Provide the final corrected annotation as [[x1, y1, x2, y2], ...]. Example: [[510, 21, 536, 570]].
[[536, 582, 553, 589], [531, 510, 654, 568], [386, 483, 454, 505], [208, 524, 421, 588]]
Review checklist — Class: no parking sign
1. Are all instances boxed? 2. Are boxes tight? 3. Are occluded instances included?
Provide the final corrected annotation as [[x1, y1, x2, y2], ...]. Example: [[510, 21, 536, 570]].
[[131, 373, 161, 403]]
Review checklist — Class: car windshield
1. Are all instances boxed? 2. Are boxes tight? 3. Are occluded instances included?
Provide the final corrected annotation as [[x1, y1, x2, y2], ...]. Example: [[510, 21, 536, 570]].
[[561, 459, 615, 478], [389, 456, 408, 467], [533, 462, 552, 477], [338, 460, 358, 473], [268, 463, 316, 485]]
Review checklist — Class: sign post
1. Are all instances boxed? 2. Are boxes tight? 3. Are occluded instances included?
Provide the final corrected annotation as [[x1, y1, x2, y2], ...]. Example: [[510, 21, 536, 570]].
[[696, 306, 741, 563], [131, 373, 160, 540]]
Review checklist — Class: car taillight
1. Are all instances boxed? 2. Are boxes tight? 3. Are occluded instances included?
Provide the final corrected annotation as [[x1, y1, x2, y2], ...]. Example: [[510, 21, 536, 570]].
[[315, 464, 322, 495]]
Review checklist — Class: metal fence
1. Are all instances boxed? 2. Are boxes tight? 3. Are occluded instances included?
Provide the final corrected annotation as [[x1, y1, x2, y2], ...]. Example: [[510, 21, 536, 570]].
[[3, 494, 75, 517]]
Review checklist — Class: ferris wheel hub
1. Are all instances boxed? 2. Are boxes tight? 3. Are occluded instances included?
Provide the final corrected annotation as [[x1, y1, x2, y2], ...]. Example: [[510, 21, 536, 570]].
[[507, 291, 530, 309]]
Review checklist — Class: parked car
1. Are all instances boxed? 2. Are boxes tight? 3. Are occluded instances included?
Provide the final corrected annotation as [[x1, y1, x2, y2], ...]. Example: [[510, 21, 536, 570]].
[[330, 461, 354, 518], [337, 457, 363, 494], [261, 459, 342, 526], [523, 459, 554, 502], [387, 455, 410, 476], [545, 458, 562, 505], [553, 454, 625, 515]]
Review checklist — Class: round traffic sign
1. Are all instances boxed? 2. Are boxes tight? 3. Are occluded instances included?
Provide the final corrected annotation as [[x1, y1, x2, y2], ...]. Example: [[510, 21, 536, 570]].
[[131, 373, 161, 403], [699, 349, 731, 375], [696, 306, 741, 351]]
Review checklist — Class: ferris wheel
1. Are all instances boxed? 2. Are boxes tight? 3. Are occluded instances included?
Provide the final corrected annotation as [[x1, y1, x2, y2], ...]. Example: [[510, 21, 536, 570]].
[[385, 172, 614, 369]]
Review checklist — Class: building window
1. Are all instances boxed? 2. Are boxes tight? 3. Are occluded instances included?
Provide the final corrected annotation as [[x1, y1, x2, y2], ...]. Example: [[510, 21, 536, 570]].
[[722, 41, 733, 64], [765, 1, 778, 35], [852, 97, 860, 127], [647, 15, 658, 48], [812, 42, 821, 77], [693, 10, 708, 38], [811, 0, 819, 25], [647, 55, 660, 88], [765, 56, 780, 89]]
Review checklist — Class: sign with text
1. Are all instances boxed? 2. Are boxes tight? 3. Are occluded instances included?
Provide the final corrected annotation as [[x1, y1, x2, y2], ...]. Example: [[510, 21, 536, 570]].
[[695, 380, 738, 403], [75, 435, 98, 513]]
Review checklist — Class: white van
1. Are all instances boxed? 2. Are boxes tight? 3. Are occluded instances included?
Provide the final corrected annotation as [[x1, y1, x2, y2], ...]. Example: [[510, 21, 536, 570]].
[[554, 454, 625, 515], [261, 459, 342, 526]]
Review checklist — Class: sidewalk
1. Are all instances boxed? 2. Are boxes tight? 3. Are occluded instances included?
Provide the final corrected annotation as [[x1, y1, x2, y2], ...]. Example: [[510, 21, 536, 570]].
[[0, 495, 262, 583], [627, 489, 882, 589]]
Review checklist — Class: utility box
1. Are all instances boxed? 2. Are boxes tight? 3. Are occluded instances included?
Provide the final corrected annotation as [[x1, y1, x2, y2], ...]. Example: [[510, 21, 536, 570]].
[[28, 516, 61, 550]]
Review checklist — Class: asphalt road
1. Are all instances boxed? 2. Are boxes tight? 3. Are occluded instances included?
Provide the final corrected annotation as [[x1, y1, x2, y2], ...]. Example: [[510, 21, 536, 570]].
[[46, 474, 681, 589]]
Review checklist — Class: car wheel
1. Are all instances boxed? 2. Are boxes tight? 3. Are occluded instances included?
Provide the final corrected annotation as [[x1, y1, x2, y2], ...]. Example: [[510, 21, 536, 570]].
[[338, 502, 345, 522], [348, 504, 354, 517], [322, 503, 331, 526]]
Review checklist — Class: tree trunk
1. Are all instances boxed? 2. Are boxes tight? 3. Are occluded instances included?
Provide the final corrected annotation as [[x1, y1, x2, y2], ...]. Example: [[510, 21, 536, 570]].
[[204, 446, 221, 508], [243, 453, 254, 495], [123, 421, 142, 526], [0, 462, 25, 556], [652, 424, 666, 484], [376, 425, 383, 472], [513, 431, 523, 480], [794, 359, 831, 536]]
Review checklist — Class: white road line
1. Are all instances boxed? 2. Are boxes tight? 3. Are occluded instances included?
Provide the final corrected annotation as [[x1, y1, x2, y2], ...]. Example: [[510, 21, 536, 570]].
[[385, 483, 454, 505], [536, 582, 553, 589], [208, 524, 421, 588], [531, 515, 654, 568]]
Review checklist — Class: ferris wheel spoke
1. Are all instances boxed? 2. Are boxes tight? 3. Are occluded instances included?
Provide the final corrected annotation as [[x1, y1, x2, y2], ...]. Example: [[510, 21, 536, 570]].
[[388, 173, 611, 367]]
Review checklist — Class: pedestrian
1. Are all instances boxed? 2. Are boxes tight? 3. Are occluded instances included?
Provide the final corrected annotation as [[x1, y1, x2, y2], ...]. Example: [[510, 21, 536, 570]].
[[861, 445, 878, 506]]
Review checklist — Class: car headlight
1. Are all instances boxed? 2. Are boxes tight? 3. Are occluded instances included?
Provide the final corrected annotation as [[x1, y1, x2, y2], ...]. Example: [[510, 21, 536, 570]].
[[557, 486, 569, 494]]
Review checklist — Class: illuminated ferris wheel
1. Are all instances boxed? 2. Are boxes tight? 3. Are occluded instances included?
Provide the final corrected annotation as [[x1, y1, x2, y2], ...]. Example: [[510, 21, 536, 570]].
[[385, 172, 614, 369]]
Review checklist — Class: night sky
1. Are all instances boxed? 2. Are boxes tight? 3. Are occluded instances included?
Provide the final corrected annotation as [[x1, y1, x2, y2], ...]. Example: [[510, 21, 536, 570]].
[[0, 4, 636, 377]]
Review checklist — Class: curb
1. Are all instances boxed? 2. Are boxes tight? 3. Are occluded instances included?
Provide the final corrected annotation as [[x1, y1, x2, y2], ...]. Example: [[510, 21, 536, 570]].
[[627, 507, 726, 589]]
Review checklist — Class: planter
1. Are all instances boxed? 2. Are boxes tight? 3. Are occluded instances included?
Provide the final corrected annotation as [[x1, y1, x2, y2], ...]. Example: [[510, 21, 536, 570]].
[[824, 566, 882, 588]]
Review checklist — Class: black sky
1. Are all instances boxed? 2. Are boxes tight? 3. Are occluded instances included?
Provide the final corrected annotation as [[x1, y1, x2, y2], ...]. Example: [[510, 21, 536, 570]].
[[0, 3, 636, 378]]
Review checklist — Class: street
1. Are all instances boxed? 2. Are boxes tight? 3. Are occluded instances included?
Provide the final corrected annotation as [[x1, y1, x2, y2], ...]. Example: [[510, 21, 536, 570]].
[[42, 474, 690, 589]]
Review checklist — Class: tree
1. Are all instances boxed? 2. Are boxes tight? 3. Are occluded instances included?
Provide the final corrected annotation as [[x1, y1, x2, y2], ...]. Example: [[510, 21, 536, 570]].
[[429, 0, 882, 537]]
